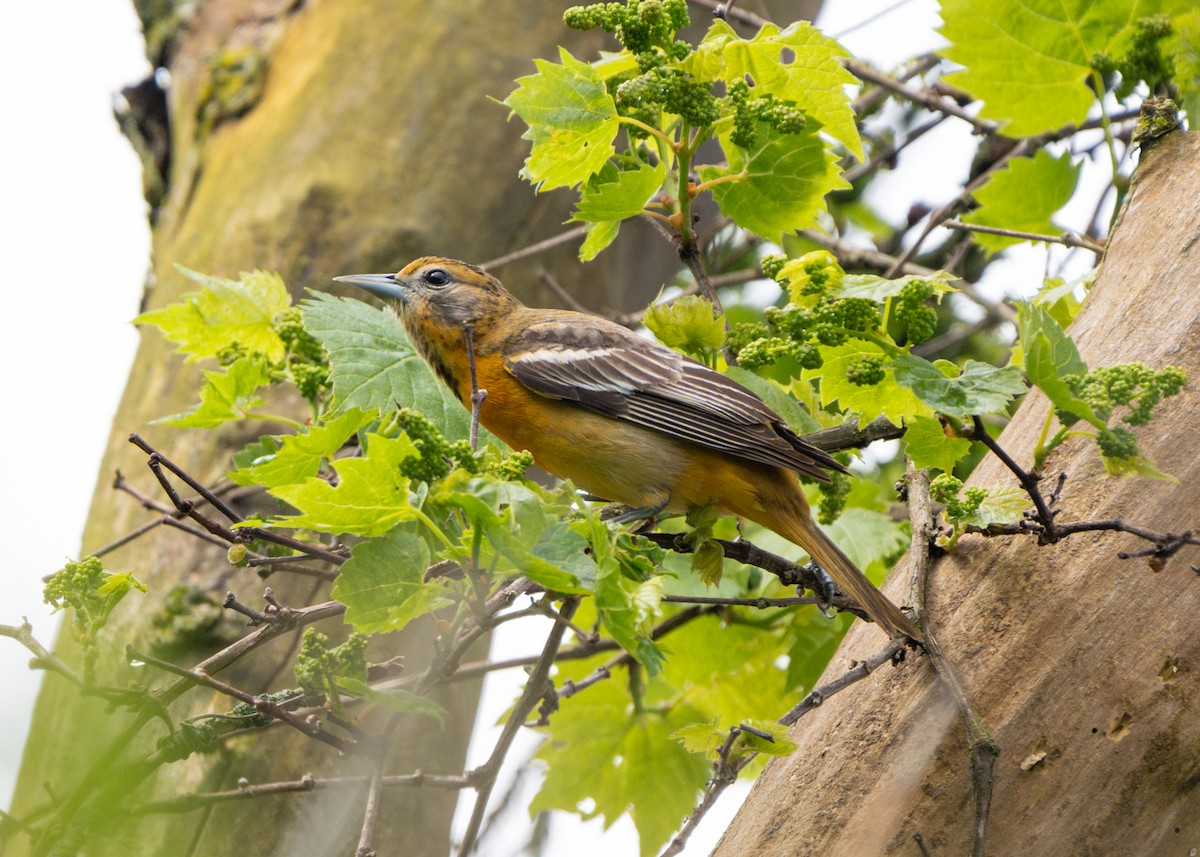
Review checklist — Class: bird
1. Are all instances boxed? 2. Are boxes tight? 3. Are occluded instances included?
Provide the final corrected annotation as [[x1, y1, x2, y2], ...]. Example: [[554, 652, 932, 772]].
[[335, 257, 920, 641]]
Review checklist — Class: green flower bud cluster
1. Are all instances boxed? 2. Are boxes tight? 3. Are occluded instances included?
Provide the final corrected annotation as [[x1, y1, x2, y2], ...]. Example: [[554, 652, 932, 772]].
[[759, 254, 787, 282], [728, 82, 807, 149], [1096, 425, 1140, 460], [893, 280, 937, 344], [616, 67, 719, 128], [816, 469, 851, 524], [1063, 363, 1186, 427], [846, 355, 886, 386], [930, 474, 986, 521], [564, 0, 689, 56], [1091, 15, 1175, 100], [780, 250, 842, 299], [44, 556, 146, 647], [273, 307, 331, 403], [489, 449, 536, 482], [394, 408, 481, 484], [295, 628, 369, 707]]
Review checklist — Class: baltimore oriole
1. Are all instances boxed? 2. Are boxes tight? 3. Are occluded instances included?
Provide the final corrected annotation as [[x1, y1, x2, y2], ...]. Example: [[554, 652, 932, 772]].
[[336, 257, 920, 641]]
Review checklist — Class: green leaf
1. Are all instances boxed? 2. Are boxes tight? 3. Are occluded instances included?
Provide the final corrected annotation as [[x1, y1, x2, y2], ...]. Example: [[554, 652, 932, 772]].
[[502, 46, 621, 191], [735, 719, 797, 756], [643, 295, 725, 359], [1015, 302, 1100, 426], [331, 527, 450, 634], [572, 161, 666, 222], [723, 367, 822, 434], [961, 486, 1029, 528], [229, 408, 375, 487], [820, 507, 909, 580], [1170, 10, 1200, 122], [135, 267, 289, 362], [961, 150, 1082, 253], [703, 121, 849, 243], [435, 476, 593, 594], [838, 271, 958, 303], [939, 0, 1176, 135], [337, 677, 445, 722], [893, 355, 1026, 419], [530, 679, 709, 857], [803, 341, 934, 427], [903, 415, 972, 473], [1101, 453, 1177, 481], [269, 432, 422, 537], [301, 293, 477, 443], [718, 20, 863, 160], [581, 515, 665, 673], [157, 358, 271, 428], [671, 720, 725, 758], [578, 219, 621, 261]]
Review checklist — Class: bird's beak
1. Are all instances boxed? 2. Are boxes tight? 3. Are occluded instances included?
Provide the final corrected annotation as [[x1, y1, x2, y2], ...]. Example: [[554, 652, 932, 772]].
[[333, 273, 407, 303]]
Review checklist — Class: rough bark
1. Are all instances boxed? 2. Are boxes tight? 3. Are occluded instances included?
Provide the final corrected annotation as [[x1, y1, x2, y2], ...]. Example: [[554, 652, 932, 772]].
[[713, 130, 1200, 856], [4, 2, 633, 856]]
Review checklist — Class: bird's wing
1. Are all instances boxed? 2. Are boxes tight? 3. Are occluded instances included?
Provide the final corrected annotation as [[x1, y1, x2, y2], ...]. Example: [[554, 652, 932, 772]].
[[503, 317, 843, 480]]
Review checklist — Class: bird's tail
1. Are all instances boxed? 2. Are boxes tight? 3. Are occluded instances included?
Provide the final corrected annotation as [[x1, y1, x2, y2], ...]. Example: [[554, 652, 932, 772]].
[[755, 485, 921, 642]]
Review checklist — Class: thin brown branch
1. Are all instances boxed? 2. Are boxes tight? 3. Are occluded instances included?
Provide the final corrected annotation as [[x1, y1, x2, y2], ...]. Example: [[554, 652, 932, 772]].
[[458, 597, 581, 856], [461, 323, 487, 450], [971, 416, 1059, 543], [907, 464, 996, 857], [0, 621, 83, 685], [943, 220, 1105, 254], [480, 225, 589, 272], [129, 645, 355, 754]]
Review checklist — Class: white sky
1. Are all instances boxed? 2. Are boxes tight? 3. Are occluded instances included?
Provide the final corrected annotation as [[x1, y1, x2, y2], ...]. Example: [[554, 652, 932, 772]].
[[0, 0, 1090, 852]]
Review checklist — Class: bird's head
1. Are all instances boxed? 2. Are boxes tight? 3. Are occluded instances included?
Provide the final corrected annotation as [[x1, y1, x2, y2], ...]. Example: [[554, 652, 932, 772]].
[[335, 257, 522, 332]]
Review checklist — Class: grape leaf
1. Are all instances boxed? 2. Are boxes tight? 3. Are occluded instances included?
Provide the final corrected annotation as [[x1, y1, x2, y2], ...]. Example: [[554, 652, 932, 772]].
[[803, 341, 933, 427], [643, 295, 725, 359], [718, 20, 863, 160], [269, 432, 422, 537], [332, 527, 450, 634], [961, 486, 1029, 528], [838, 271, 957, 302], [435, 477, 593, 594], [578, 219, 621, 261], [157, 358, 270, 428], [229, 408, 375, 487], [903, 414, 972, 473], [572, 161, 666, 222], [723, 367, 822, 434], [135, 267, 289, 362], [703, 121, 848, 243], [962, 150, 1081, 254], [301, 293, 477, 442], [1015, 302, 1100, 426], [502, 46, 621, 191], [530, 678, 709, 857], [939, 0, 1181, 135], [893, 355, 1026, 418]]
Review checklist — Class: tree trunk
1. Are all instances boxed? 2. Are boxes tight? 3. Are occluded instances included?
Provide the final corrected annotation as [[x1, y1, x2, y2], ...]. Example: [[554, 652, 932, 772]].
[[4, 2, 618, 856], [713, 130, 1200, 856]]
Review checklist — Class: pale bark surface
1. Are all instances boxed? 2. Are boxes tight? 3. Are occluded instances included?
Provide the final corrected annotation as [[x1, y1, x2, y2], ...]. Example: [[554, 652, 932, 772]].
[[6, 2, 611, 856], [713, 130, 1200, 856]]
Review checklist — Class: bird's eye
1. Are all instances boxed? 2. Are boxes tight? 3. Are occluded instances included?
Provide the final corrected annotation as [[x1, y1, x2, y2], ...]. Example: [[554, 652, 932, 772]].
[[423, 268, 452, 287]]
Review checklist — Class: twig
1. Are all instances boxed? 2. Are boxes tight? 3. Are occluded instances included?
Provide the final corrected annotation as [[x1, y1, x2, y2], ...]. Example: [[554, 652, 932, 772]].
[[128, 645, 355, 754], [461, 323, 487, 450], [662, 637, 908, 856], [907, 464, 996, 857], [943, 220, 1105, 254], [971, 416, 1058, 543], [480, 225, 589, 272], [537, 268, 590, 313], [356, 761, 384, 857], [0, 621, 83, 685], [458, 597, 581, 856], [128, 434, 348, 565], [661, 594, 822, 608], [129, 772, 474, 815]]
